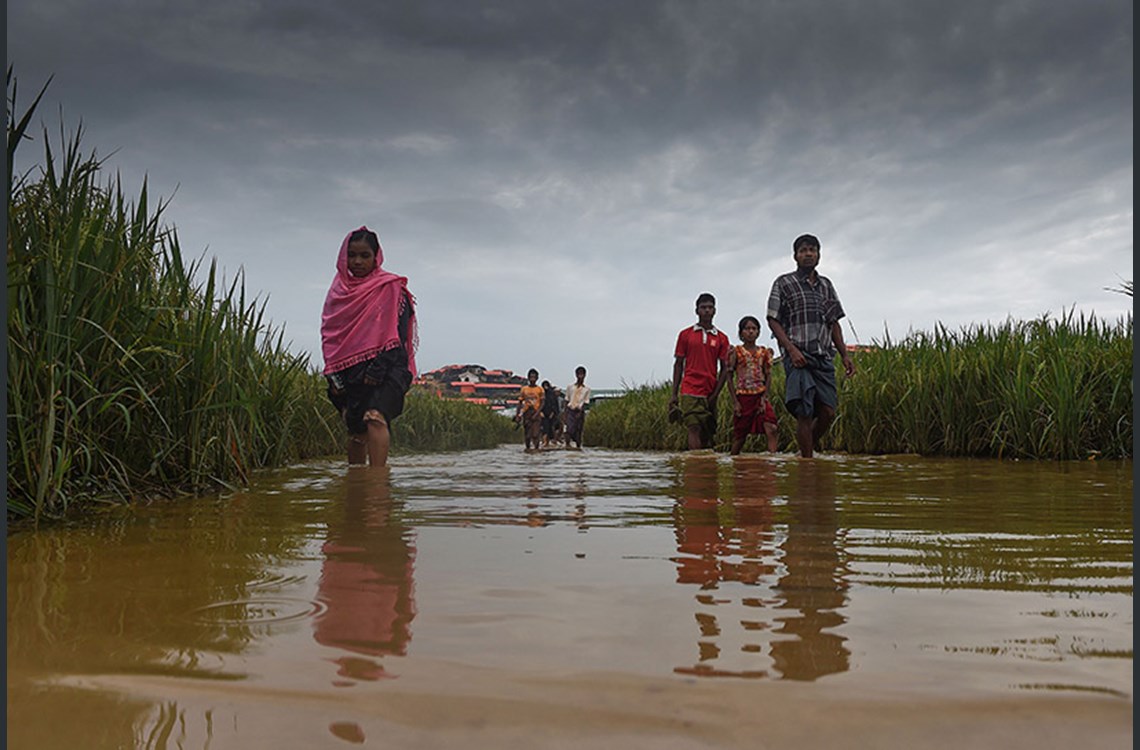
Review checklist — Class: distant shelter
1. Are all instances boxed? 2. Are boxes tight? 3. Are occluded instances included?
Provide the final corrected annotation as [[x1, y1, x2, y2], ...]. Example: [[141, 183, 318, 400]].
[[416, 364, 529, 414]]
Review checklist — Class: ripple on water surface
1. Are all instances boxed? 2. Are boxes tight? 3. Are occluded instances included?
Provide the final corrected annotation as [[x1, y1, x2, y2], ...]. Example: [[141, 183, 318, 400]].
[[5, 446, 1132, 749]]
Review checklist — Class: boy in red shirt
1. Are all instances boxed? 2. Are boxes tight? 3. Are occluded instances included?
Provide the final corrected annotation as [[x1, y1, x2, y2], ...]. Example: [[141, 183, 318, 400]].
[[669, 293, 731, 450]]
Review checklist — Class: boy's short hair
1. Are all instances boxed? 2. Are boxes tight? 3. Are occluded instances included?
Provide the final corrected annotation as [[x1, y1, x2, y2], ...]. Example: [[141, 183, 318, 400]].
[[695, 292, 716, 307], [528, 368, 539, 377], [738, 315, 761, 334], [793, 233, 820, 252]]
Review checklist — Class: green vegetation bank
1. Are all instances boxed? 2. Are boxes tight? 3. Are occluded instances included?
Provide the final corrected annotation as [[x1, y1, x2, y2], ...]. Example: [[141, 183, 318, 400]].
[[8, 74, 1130, 522], [586, 313, 1132, 459], [6, 74, 513, 523]]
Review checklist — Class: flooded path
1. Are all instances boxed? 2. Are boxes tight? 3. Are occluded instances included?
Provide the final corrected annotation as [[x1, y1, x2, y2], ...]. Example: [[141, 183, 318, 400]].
[[7, 446, 1133, 749]]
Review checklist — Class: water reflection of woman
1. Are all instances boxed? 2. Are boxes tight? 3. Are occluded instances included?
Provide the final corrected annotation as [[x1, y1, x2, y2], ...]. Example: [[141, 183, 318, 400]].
[[770, 461, 850, 680], [312, 471, 417, 683]]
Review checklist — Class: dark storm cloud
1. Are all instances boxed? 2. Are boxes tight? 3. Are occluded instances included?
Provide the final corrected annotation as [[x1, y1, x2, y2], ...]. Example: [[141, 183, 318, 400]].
[[7, 0, 1132, 386], [13, 1, 1129, 170]]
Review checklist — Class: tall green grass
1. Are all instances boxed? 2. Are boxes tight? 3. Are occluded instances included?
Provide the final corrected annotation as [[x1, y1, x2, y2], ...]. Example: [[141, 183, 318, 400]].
[[583, 379, 794, 453], [835, 313, 1132, 459], [7, 75, 331, 521], [6, 74, 515, 522], [394, 388, 518, 452], [587, 313, 1132, 460], [295, 375, 518, 455]]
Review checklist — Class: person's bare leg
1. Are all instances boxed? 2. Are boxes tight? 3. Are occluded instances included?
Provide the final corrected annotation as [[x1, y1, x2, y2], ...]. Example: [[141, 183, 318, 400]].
[[813, 404, 835, 448], [730, 436, 745, 455], [347, 434, 368, 465], [687, 425, 703, 450], [364, 411, 390, 467], [526, 417, 540, 451], [795, 415, 814, 458], [765, 423, 779, 452]]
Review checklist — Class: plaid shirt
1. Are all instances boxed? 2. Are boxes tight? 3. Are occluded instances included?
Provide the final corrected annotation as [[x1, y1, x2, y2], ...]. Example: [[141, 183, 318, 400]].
[[766, 269, 846, 357]]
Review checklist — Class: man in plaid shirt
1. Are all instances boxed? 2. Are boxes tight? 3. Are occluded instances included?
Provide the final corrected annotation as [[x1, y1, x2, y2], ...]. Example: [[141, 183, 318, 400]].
[[766, 234, 856, 458]]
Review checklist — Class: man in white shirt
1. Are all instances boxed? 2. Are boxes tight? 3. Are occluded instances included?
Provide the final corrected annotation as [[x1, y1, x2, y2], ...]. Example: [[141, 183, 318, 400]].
[[564, 366, 591, 449]]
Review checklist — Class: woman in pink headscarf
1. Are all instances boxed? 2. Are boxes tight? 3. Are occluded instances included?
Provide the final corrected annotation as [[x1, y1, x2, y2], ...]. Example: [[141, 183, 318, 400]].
[[321, 227, 418, 467]]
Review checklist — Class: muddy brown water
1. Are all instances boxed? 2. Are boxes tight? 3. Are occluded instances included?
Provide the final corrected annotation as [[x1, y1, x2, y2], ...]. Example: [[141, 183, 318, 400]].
[[6, 446, 1133, 749]]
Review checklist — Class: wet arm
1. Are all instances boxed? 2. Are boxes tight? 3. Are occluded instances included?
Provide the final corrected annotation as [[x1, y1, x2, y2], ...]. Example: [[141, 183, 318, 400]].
[[767, 317, 804, 367], [713, 356, 730, 401], [831, 321, 855, 377], [725, 349, 740, 410], [670, 356, 685, 404], [398, 290, 413, 347]]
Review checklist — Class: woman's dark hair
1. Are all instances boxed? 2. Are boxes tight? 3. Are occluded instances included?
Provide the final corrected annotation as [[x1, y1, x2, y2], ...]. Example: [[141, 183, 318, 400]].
[[738, 315, 761, 334], [349, 228, 380, 253]]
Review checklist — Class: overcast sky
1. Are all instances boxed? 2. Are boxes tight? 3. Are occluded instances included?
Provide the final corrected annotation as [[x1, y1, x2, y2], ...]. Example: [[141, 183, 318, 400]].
[[9, 0, 1133, 389]]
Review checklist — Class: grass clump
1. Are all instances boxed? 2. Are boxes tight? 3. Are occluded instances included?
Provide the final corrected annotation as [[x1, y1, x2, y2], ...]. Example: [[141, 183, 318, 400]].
[[6, 72, 340, 521], [587, 313, 1132, 460], [6, 74, 515, 522], [394, 388, 518, 452], [835, 314, 1132, 459], [584, 380, 793, 453]]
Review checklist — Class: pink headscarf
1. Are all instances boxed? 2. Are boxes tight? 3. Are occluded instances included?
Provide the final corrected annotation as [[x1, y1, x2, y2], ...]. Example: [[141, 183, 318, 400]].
[[321, 227, 417, 377]]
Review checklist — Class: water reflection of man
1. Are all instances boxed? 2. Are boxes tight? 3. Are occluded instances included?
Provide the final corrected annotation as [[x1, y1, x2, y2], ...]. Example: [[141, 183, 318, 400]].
[[672, 453, 723, 590], [770, 461, 850, 680], [312, 470, 416, 683], [671, 454, 777, 678]]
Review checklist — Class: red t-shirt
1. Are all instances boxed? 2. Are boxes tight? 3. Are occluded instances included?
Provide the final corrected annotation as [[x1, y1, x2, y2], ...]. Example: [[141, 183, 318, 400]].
[[674, 325, 730, 397]]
